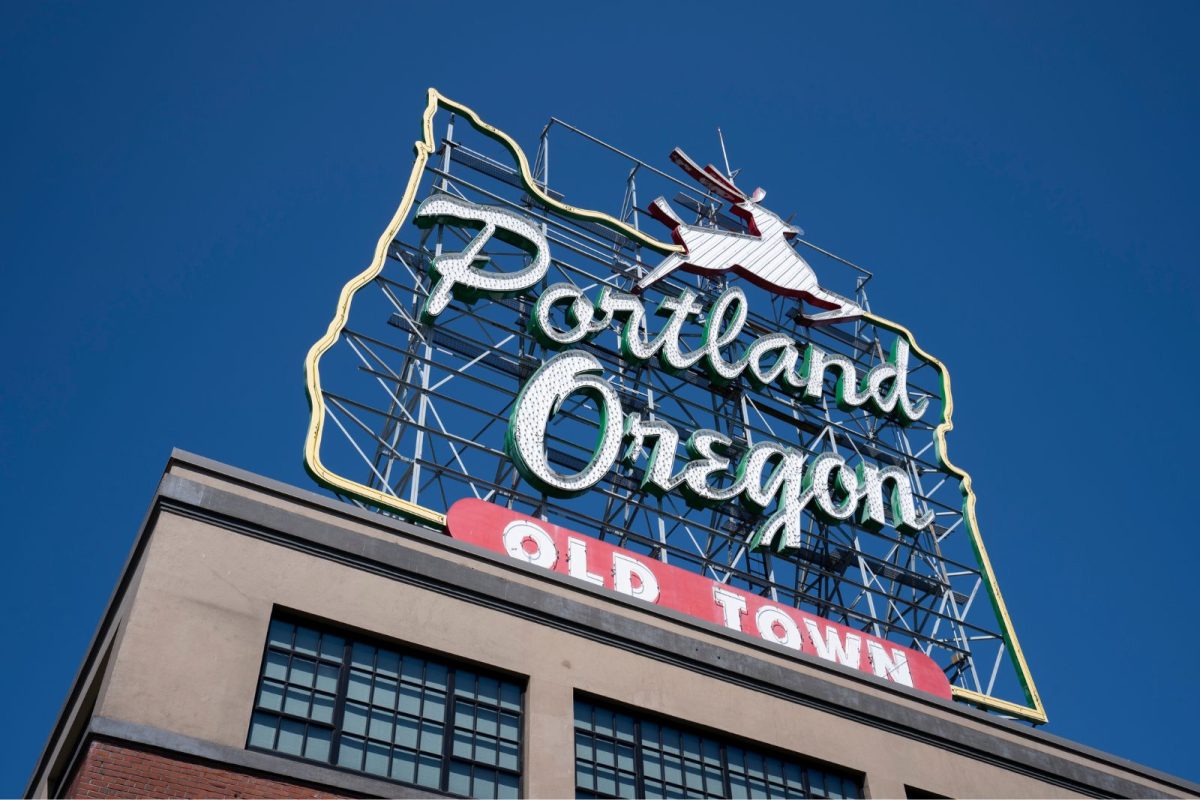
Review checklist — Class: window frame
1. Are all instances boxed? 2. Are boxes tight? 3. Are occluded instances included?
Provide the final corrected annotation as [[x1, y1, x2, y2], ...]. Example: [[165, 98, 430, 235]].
[[245, 611, 525, 798], [572, 694, 863, 799]]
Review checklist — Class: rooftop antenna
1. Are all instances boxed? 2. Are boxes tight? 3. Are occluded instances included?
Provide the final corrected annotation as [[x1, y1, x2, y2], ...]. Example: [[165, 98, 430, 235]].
[[717, 127, 739, 180]]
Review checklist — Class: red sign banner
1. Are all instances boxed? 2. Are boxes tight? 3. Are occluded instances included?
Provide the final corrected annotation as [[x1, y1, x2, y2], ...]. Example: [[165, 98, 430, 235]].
[[446, 499, 952, 700]]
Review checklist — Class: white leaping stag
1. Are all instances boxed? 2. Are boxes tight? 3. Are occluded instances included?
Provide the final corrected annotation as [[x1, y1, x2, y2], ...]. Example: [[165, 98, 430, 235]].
[[639, 148, 862, 326]]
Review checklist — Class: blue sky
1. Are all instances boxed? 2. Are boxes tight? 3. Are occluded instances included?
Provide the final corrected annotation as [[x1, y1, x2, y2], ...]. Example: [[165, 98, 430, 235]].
[[3, 0, 1199, 792]]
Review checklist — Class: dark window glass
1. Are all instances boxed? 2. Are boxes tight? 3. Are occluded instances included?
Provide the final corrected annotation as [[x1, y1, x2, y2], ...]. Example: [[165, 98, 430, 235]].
[[574, 699, 861, 799], [248, 616, 523, 799]]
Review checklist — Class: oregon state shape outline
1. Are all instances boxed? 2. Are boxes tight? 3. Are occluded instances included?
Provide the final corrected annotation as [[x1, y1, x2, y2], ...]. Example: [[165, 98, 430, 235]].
[[301, 88, 1046, 724]]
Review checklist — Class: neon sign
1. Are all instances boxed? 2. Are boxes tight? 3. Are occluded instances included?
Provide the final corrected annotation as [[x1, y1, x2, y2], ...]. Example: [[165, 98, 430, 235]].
[[303, 89, 1047, 723]]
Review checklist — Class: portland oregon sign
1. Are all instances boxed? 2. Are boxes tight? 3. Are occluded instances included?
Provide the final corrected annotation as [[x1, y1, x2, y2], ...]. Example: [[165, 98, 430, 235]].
[[304, 89, 1046, 723]]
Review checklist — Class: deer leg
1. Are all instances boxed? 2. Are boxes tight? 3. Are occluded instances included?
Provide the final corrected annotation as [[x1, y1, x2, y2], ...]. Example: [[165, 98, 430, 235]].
[[637, 253, 686, 292], [798, 286, 864, 326]]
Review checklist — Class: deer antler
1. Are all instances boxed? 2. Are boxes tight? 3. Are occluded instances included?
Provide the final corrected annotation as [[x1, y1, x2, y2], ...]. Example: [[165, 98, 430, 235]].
[[670, 148, 745, 203]]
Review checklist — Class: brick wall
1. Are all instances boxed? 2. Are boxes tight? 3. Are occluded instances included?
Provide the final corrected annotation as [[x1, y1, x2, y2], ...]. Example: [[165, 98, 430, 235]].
[[64, 740, 350, 799]]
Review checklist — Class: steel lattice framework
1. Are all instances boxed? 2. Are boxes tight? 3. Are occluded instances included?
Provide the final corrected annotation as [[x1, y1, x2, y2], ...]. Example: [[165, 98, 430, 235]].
[[305, 94, 1043, 723]]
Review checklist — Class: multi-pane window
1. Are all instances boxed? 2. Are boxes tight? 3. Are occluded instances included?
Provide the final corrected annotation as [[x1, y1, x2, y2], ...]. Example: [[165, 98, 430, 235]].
[[574, 699, 861, 799], [247, 616, 523, 798]]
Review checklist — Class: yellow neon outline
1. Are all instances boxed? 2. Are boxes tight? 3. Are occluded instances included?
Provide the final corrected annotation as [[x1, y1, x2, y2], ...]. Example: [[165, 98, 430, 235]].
[[866, 312, 1046, 724], [303, 89, 444, 526], [303, 89, 1045, 723]]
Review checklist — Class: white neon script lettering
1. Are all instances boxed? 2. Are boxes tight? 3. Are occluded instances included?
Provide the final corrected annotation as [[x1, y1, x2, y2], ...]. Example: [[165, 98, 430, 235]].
[[533, 283, 928, 424], [413, 196, 551, 321], [412, 201, 926, 424], [506, 352, 935, 550]]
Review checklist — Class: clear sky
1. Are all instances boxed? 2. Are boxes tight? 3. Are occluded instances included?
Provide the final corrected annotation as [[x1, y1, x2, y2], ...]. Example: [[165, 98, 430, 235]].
[[3, 1, 1199, 793]]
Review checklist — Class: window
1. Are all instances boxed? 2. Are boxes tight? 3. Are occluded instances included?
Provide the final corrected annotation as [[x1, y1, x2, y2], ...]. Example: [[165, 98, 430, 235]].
[[247, 616, 523, 799], [573, 699, 861, 799]]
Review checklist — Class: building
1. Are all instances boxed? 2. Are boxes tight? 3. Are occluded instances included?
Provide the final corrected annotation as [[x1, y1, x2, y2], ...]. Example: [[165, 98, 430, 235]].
[[26, 450, 1198, 799], [28, 91, 1199, 799]]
